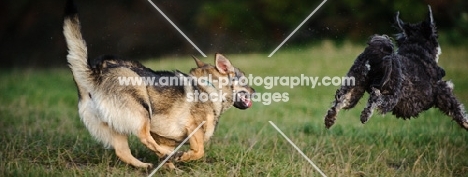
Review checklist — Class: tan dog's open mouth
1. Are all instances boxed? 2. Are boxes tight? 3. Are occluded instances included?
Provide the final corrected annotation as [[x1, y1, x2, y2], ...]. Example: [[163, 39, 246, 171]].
[[234, 91, 253, 109]]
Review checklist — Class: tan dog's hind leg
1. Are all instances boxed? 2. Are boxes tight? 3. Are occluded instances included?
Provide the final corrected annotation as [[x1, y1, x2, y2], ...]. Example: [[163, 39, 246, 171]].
[[79, 100, 152, 168], [112, 133, 153, 168], [138, 119, 173, 157]]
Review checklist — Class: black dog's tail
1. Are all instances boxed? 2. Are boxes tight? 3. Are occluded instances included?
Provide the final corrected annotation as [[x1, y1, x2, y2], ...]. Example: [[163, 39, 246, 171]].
[[63, 0, 93, 92]]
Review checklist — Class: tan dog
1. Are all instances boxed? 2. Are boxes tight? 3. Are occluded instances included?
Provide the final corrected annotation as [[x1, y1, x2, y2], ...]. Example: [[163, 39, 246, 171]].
[[63, 0, 255, 169]]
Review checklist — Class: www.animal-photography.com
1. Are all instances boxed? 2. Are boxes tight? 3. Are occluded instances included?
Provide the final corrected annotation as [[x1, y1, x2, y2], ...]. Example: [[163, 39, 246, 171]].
[[1, 0, 468, 176]]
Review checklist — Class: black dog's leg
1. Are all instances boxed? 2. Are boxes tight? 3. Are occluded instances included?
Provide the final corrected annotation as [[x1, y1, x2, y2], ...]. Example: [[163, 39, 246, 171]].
[[361, 54, 401, 124], [376, 94, 400, 114], [325, 89, 353, 128], [435, 81, 468, 130], [325, 54, 369, 128], [362, 86, 400, 123], [361, 87, 383, 123]]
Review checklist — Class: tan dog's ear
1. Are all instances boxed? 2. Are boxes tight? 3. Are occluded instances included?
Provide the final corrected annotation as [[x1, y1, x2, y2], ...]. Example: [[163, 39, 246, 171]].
[[215, 53, 234, 74], [192, 55, 205, 68]]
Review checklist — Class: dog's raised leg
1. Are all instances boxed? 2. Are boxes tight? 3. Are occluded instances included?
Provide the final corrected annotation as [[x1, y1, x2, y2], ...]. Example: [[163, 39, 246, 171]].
[[173, 124, 205, 162], [325, 53, 369, 128], [435, 81, 468, 130], [374, 55, 402, 114], [325, 89, 353, 128], [137, 119, 174, 159], [375, 92, 400, 114], [361, 87, 382, 124]]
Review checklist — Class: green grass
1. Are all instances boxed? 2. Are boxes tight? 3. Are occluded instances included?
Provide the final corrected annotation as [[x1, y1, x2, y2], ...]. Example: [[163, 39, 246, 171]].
[[1, 42, 468, 176]]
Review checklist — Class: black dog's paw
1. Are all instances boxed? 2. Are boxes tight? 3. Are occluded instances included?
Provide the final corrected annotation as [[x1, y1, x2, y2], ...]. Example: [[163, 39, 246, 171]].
[[360, 113, 369, 124], [361, 106, 374, 124], [325, 108, 337, 128]]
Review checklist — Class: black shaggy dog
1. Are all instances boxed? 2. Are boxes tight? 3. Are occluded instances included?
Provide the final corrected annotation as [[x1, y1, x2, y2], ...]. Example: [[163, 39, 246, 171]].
[[324, 5, 468, 130]]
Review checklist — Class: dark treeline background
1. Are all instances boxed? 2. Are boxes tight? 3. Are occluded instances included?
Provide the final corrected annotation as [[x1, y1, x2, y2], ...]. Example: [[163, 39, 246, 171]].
[[1, 0, 467, 67]]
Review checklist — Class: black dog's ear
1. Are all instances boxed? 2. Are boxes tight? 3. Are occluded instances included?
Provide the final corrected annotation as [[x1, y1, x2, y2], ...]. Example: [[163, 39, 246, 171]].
[[425, 5, 434, 25], [395, 11, 407, 38], [423, 5, 438, 38]]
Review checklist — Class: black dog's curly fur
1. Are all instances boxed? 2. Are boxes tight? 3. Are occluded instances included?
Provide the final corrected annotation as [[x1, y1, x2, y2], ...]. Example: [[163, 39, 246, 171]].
[[324, 5, 468, 130]]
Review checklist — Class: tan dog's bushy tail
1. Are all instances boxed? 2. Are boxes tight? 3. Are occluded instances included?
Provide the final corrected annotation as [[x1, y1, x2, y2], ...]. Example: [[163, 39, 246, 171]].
[[63, 0, 92, 91]]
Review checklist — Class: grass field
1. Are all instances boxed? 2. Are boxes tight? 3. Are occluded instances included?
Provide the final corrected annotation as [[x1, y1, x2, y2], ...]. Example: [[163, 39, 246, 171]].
[[1, 41, 468, 176]]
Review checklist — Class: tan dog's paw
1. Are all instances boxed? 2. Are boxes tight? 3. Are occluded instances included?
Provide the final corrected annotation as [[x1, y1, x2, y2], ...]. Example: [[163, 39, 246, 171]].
[[160, 151, 184, 162], [163, 162, 184, 174], [137, 162, 153, 169], [163, 162, 176, 169], [171, 151, 185, 162]]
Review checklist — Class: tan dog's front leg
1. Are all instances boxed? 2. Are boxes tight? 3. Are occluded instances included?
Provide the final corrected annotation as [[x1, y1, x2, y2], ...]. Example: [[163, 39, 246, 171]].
[[177, 127, 205, 162]]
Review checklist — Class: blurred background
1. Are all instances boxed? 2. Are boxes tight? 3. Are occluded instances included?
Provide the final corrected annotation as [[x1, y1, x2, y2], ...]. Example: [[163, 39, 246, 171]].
[[1, 0, 467, 67]]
